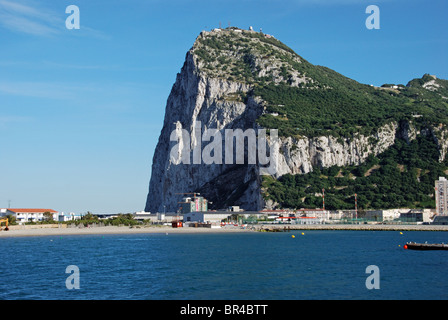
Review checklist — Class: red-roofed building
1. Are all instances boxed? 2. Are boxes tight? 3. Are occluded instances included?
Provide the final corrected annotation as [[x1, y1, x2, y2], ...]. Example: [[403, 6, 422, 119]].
[[0, 208, 59, 223]]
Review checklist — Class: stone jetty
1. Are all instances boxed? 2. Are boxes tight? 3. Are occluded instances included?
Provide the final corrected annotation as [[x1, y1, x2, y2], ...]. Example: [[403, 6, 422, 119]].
[[254, 224, 448, 232]]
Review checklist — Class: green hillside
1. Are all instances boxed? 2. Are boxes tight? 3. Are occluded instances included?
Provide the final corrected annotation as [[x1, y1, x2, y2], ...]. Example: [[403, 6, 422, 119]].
[[262, 134, 448, 210], [254, 76, 448, 138], [194, 28, 448, 139]]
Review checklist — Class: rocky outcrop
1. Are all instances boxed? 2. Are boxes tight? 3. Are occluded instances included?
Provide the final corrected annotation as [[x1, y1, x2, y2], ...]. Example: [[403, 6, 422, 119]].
[[273, 122, 398, 177], [145, 50, 259, 213], [144, 29, 448, 213]]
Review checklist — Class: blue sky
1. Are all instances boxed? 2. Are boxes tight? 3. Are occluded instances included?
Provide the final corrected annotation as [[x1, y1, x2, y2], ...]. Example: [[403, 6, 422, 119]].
[[0, 0, 447, 214]]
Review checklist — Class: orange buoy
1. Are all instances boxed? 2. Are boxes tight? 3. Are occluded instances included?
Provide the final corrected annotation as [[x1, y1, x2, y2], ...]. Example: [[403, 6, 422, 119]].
[[403, 244, 408, 249]]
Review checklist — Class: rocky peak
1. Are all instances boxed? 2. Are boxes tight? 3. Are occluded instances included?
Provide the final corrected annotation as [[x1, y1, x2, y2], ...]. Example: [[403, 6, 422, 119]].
[[191, 27, 316, 88], [144, 28, 448, 213]]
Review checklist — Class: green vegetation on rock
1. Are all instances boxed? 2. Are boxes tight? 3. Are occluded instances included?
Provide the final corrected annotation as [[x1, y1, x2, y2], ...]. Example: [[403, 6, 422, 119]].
[[262, 134, 447, 210], [193, 28, 448, 139]]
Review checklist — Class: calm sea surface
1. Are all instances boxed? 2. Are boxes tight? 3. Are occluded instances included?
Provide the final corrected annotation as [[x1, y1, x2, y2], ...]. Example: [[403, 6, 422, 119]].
[[1, 230, 447, 300]]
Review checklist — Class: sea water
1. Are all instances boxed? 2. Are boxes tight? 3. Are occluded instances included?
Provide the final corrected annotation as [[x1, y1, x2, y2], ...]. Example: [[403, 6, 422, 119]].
[[1, 230, 447, 300]]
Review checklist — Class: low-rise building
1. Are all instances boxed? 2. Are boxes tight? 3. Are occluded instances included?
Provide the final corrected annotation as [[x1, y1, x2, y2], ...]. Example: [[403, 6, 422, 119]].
[[133, 211, 180, 223], [260, 209, 295, 215], [296, 208, 329, 219], [364, 209, 433, 222], [294, 217, 323, 224], [364, 209, 404, 221], [399, 209, 432, 223], [57, 212, 83, 222], [183, 211, 231, 224], [432, 215, 448, 225], [1, 208, 58, 223]]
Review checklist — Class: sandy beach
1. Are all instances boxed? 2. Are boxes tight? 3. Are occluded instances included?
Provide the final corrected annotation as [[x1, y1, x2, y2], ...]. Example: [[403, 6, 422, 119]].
[[0, 225, 252, 237], [1, 223, 448, 237]]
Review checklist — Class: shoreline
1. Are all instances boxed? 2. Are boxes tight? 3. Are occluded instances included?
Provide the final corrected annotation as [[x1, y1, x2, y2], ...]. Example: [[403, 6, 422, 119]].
[[0, 225, 251, 237], [1, 223, 448, 237], [256, 224, 448, 232]]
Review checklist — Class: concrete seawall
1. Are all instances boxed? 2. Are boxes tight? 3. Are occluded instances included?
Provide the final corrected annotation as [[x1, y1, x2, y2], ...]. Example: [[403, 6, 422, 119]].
[[254, 224, 448, 232], [7, 224, 67, 230]]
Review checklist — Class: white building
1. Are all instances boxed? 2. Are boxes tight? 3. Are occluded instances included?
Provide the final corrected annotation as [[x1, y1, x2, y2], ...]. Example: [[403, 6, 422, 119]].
[[1, 208, 59, 223], [133, 211, 181, 223], [435, 177, 448, 215], [183, 211, 232, 224], [58, 212, 83, 222]]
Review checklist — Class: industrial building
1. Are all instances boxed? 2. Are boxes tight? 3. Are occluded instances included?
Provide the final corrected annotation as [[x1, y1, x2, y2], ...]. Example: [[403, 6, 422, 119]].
[[364, 209, 402, 222], [183, 211, 232, 224], [398, 209, 432, 223], [432, 215, 448, 225], [133, 211, 180, 223]]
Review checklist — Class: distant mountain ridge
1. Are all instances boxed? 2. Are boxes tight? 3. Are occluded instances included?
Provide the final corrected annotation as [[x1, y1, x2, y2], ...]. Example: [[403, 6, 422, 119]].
[[145, 27, 448, 213]]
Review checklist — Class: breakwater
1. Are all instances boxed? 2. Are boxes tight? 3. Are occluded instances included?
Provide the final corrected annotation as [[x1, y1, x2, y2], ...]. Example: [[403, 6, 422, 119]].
[[254, 224, 448, 232]]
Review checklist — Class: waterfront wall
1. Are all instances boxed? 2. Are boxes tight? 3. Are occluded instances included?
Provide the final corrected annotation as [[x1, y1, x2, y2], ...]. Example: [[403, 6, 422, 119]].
[[255, 224, 448, 232], [8, 224, 67, 230]]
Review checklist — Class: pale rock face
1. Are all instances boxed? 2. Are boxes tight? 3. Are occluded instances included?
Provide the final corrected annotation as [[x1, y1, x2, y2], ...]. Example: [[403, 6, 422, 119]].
[[423, 79, 440, 92], [145, 34, 447, 213], [271, 122, 398, 179], [146, 52, 259, 213], [430, 125, 448, 162]]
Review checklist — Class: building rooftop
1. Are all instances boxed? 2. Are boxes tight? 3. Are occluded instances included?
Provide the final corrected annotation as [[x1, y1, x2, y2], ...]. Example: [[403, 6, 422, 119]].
[[6, 208, 58, 213]]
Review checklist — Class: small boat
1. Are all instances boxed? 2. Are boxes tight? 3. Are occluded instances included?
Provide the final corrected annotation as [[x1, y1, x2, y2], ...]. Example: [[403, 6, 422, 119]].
[[404, 242, 448, 251]]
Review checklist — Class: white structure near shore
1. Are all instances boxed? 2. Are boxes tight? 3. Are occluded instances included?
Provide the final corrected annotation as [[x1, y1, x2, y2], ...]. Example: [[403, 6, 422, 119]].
[[0, 208, 58, 224], [364, 209, 433, 223], [183, 211, 232, 224], [134, 211, 181, 223], [58, 212, 83, 222]]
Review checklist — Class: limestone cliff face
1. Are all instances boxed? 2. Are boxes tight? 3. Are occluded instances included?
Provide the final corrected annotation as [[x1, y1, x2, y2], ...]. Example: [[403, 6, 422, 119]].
[[145, 28, 448, 213], [273, 122, 398, 177], [145, 49, 259, 213]]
